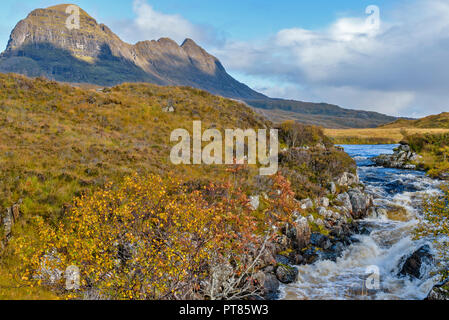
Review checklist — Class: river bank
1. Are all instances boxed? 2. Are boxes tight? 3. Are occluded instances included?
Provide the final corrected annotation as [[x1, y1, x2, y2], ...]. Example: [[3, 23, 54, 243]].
[[280, 144, 443, 300]]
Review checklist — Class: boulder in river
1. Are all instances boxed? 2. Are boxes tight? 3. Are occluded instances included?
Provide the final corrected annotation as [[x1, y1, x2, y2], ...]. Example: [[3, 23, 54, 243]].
[[372, 144, 422, 170], [398, 245, 434, 279], [347, 188, 368, 218], [254, 271, 280, 299], [275, 264, 299, 284]]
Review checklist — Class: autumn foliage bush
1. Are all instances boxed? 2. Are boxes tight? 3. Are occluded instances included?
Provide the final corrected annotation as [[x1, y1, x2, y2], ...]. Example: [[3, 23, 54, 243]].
[[12, 172, 297, 300], [277, 120, 332, 149]]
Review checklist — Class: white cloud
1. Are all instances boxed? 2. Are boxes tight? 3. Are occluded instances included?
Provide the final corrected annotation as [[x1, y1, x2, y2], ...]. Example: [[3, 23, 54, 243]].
[[131, 0, 201, 44], [212, 0, 449, 117], [110, 0, 449, 118], [113, 0, 221, 46]]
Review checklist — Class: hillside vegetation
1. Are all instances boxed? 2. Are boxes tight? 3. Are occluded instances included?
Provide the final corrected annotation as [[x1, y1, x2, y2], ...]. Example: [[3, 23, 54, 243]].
[[324, 128, 449, 145], [403, 132, 449, 179], [381, 112, 449, 129], [0, 74, 357, 299]]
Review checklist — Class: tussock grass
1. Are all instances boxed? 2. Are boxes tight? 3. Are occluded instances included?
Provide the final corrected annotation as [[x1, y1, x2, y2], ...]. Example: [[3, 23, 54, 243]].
[[324, 128, 449, 145]]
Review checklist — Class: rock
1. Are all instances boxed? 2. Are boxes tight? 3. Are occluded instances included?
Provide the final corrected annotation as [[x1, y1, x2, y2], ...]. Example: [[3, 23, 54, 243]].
[[37, 250, 63, 285], [1, 202, 21, 242], [315, 218, 325, 227], [372, 144, 423, 170], [303, 248, 319, 264], [335, 206, 351, 219], [366, 207, 378, 218], [335, 172, 359, 186], [426, 280, 449, 300], [348, 189, 368, 218], [398, 245, 434, 279], [275, 255, 290, 266], [319, 197, 330, 208], [317, 206, 327, 216], [300, 198, 314, 210], [400, 144, 411, 152], [307, 215, 314, 223], [325, 210, 341, 223], [162, 106, 175, 113], [310, 233, 329, 248], [366, 194, 374, 208], [254, 272, 280, 299], [294, 254, 305, 265], [275, 265, 299, 284], [293, 217, 311, 249], [249, 195, 260, 211], [336, 192, 353, 213]]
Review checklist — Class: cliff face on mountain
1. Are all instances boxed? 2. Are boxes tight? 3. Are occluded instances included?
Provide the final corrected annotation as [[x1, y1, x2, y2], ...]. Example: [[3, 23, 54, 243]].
[[0, 4, 398, 128], [0, 4, 264, 99]]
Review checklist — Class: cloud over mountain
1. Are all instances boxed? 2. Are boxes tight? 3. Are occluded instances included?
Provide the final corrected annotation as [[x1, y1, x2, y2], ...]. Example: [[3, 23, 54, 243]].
[[211, 0, 449, 117], [113, 0, 222, 47]]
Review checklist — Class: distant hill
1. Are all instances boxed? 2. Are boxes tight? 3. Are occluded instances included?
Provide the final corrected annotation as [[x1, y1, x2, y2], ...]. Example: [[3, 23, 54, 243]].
[[246, 98, 398, 129], [380, 112, 449, 129], [0, 4, 398, 128]]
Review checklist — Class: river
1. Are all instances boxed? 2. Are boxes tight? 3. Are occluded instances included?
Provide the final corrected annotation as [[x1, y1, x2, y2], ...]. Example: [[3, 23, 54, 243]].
[[281, 144, 442, 300]]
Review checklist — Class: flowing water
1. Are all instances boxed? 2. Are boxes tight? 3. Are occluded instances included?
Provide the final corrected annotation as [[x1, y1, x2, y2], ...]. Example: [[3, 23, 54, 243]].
[[281, 144, 442, 300]]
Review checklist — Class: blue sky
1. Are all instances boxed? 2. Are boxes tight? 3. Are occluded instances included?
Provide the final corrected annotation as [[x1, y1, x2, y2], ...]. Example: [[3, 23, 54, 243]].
[[0, 0, 396, 46], [1, 0, 448, 117]]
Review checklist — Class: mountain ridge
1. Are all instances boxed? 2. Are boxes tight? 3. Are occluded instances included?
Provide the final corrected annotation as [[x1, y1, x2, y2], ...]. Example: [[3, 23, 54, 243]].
[[0, 4, 265, 100]]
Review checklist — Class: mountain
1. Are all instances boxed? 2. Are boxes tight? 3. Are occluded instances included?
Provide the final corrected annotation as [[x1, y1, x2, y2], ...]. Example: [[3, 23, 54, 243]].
[[380, 112, 449, 129], [0, 4, 398, 128], [246, 98, 398, 129], [0, 4, 264, 100]]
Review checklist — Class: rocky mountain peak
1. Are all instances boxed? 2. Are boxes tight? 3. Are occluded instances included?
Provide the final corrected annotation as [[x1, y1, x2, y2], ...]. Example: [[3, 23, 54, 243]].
[[0, 3, 266, 99]]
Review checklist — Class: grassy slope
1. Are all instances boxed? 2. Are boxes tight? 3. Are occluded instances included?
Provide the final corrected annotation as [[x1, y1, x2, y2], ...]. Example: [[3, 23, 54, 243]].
[[403, 132, 449, 178], [324, 128, 449, 145], [0, 74, 357, 299], [380, 112, 449, 129], [0, 74, 270, 298], [0, 73, 272, 218]]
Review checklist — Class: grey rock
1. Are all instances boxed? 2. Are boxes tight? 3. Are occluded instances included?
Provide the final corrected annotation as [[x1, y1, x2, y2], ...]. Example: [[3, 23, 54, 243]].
[[275, 265, 298, 284], [254, 272, 280, 299], [319, 197, 330, 208], [249, 195, 260, 211], [335, 172, 359, 186], [336, 192, 353, 213], [398, 245, 434, 279], [300, 198, 314, 210], [348, 189, 367, 218], [372, 144, 423, 170]]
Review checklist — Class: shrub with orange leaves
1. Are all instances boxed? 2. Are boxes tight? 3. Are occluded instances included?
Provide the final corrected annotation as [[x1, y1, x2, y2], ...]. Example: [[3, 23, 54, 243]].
[[13, 172, 298, 300]]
